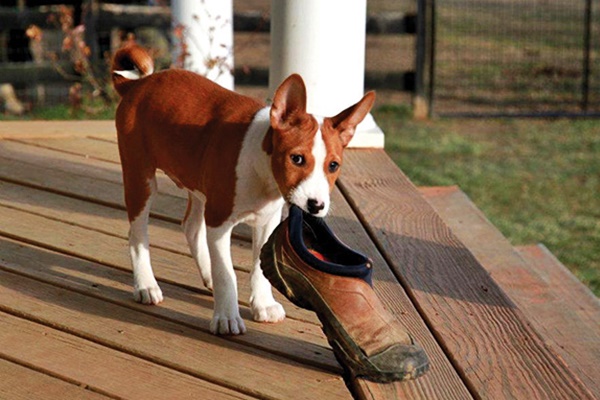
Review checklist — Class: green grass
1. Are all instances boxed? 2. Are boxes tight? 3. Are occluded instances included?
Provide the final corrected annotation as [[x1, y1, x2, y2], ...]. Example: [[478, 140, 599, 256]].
[[374, 104, 600, 296]]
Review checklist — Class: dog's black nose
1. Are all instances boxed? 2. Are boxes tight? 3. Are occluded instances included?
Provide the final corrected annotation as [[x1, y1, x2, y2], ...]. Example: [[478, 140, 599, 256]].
[[307, 199, 325, 215]]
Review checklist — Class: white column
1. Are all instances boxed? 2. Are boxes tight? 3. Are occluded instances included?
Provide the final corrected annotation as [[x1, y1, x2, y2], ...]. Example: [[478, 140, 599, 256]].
[[269, 0, 384, 148], [171, 0, 234, 90]]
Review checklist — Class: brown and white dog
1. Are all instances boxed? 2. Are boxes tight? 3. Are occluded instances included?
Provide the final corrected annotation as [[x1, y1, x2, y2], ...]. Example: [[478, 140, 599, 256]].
[[111, 45, 375, 335]]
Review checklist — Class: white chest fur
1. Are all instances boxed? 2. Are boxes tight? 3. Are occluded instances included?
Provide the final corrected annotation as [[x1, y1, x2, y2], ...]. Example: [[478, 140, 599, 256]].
[[232, 107, 284, 227]]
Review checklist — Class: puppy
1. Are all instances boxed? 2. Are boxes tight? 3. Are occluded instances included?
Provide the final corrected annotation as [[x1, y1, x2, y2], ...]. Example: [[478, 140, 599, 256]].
[[111, 44, 375, 335]]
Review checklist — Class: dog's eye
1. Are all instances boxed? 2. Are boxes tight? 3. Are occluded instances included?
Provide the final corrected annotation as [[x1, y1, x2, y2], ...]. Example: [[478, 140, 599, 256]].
[[328, 161, 340, 173], [290, 154, 305, 166]]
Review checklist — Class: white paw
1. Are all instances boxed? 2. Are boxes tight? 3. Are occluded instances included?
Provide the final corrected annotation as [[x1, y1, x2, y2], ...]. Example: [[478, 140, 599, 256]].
[[251, 301, 286, 323], [210, 314, 247, 335], [134, 285, 163, 305]]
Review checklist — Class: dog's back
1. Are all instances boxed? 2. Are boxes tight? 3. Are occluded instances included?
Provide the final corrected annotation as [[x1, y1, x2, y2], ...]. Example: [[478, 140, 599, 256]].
[[112, 45, 264, 225]]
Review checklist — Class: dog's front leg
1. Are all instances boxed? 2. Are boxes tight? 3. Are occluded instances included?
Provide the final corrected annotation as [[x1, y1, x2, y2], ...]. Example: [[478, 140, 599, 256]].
[[207, 223, 246, 335], [250, 210, 286, 323]]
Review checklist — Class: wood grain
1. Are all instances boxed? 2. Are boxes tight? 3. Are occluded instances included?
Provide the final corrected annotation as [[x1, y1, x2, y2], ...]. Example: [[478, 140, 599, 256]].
[[0, 179, 248, 271], [328, 189, 472, 400], [0, 357, 110, 400], [337, 149, 594, 400], [516, 244, 600, 321], [2, 126, 594, 400], [517, 244, 600, 397], [0, 234, 335, 371], [0, 139, 187, 220], [0, 269, 351, 400], [422, 186, 600, 398], [0, 313, 252, 400], [12, 136, 121, 164], [0, 196, 321, 328], [0, 120, 115, 139], [0, 133, 254, 239]]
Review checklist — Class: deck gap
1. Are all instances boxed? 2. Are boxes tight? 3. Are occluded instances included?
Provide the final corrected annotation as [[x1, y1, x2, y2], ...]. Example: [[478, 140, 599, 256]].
[[0, 197, 201, 260], [0, 174, 162, 219], [88, 135, 118, 145], [336, 179, 483, 400]]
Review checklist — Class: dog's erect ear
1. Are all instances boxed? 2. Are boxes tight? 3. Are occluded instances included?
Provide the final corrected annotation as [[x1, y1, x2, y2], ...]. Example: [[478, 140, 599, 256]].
[[270, 74, 308, 130], [329, 91, 376, 147]]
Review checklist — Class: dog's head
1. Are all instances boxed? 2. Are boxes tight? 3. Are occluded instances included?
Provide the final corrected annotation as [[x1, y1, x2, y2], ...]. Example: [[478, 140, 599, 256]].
[[263, 74, 375, 217]]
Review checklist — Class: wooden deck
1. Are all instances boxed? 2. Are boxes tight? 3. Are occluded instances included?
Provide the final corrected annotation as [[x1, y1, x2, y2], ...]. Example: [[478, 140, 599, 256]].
[[0, 121, 598, 400]]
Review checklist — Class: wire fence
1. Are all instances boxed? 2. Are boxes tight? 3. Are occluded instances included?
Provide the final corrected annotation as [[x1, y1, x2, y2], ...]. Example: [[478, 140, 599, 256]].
[[425, 0, 600, 117]]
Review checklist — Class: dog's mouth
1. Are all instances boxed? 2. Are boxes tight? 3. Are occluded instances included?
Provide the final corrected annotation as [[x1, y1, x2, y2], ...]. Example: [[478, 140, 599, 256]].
[[285, 185, 330, 218], [306, 198, 326, 215], [286, 198, 329, 218]]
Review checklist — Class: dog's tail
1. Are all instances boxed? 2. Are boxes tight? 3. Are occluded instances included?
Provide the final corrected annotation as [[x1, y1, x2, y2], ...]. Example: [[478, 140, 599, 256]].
[[111, 44, 154, 96]]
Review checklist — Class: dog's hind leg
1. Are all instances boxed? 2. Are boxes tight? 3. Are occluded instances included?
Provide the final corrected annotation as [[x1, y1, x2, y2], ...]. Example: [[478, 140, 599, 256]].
[[183, 192, 213, 290], [124, 172, 163, 305]]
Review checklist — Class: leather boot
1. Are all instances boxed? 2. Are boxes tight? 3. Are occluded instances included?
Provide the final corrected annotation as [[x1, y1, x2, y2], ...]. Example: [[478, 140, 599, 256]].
[[260, 205, 429, 382]]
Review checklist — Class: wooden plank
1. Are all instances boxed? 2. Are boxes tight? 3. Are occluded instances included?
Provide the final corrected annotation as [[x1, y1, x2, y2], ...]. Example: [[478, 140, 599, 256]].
[[517, 244, 600, 397], [0, 142, 305, 322], [0, 139, 187, 221], [0, 179, 314, 320], [0, 179, 243, 268], [0, 135, 254, 239], [0, 138, 471, 397], [421, 186, 600, 397], [0, 192, 320, 326], [0, 269, 351, 400], [327, 190, 472, 399], [516, 244, 600, 320], [0, 357, 110, 400], [337, 149, 593, 400], [0, 234, 334, 371], [0, 313, 253, 400], [11, 136, 122, 164], [0, 136, 187, 209], [0, 121, 115, 139]]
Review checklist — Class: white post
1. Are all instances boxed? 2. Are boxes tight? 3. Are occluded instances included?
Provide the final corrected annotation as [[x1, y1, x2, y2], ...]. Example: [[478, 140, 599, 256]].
[[269, 0, 384, 148], [171, 0, 234, 90]]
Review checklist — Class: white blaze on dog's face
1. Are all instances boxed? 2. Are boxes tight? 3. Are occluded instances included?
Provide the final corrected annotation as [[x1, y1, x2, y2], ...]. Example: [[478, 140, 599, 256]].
[[265, 74, 376, 217], [287, 124, 332, 217]]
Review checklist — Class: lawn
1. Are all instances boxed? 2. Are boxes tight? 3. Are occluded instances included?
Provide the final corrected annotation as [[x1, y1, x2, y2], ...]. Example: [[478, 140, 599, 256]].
[[374, 104, 600, 296]]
